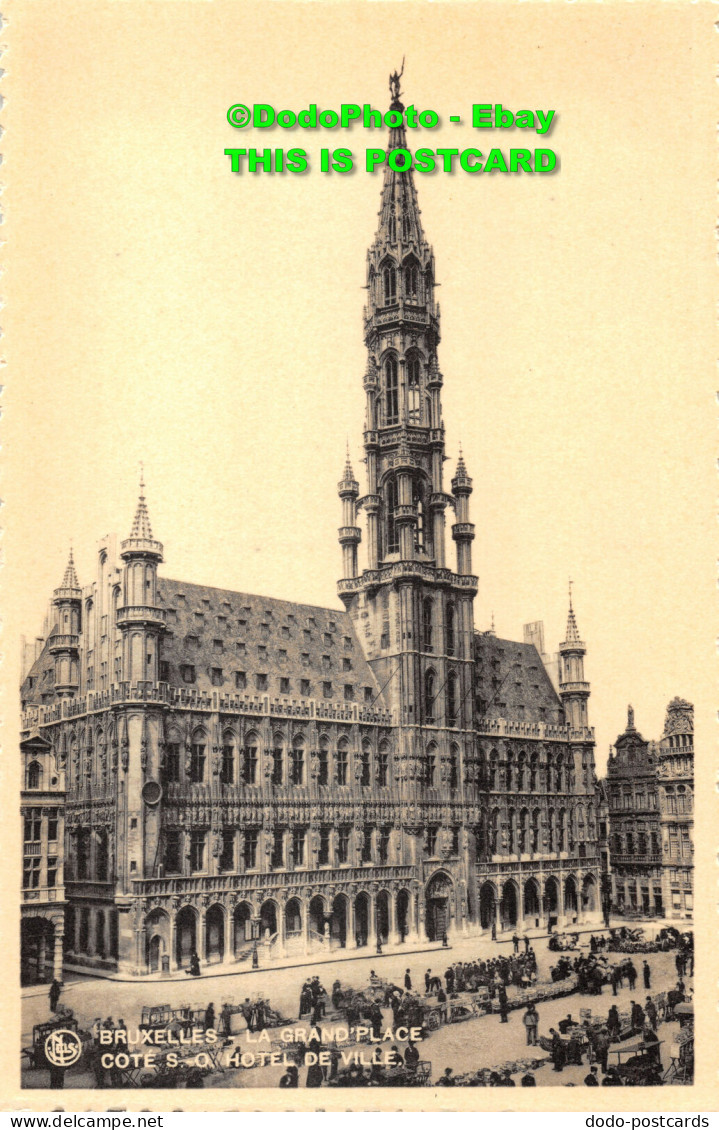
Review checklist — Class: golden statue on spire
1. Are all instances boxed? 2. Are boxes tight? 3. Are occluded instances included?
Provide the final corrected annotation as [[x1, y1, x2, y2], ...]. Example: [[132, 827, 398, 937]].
[[389, 58, 405, 105]]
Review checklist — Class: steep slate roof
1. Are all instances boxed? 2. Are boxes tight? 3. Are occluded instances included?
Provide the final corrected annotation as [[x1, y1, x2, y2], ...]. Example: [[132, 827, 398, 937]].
[[474, 633, 564, 726], [21, 630, 57, 708], [156, 577, 387, 707]]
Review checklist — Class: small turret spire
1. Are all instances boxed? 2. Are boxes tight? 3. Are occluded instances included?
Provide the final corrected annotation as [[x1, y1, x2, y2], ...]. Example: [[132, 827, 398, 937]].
[[564, 577, 582, 644], [60, 545, 80, 591], [130, 464, 154, 540], [344, 438, 354, 480]]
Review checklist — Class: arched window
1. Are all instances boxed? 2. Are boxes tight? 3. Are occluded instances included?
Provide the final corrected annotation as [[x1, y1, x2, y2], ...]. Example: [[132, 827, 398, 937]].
[[384, 476, 399, 555], [407, 354, 421, 423], [377, 740, 390, 787], [531, 808, 541, 852], [388, 215, 396, 244], [383, 263, 396, 305], [422, 598, 433, 650], [402, 215, 412, 245], [449, 743, 459, 790], [529, 752, 538, 792], [424, 669, 436, 724], [221, 731, 235, 785], [360, 740, 371, 787], [243, 731, 259, 785], [317, 735, 330, 786], [336, 738, 349, 786], [190, 731, 206, 783], [446, 604, 456, 656], [413, 478, 425, 552], [290, 735, 305, 786], [26, 761, 42, 790], [446, 671, 458, 727], [384, 356, 399, 424], [519, 809, 529, 853], [424, 743, 437, 787]]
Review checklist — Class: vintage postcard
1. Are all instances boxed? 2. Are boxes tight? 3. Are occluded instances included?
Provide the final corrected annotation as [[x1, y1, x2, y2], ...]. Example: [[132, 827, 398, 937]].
[[1, 0, 716, 1114]]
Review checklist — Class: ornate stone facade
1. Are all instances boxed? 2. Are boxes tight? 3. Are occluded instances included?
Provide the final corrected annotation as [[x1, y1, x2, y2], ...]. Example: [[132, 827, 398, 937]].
[[20, 80, 601, 979], [657, 699, 694, 920], [605, 699, 694, 921]]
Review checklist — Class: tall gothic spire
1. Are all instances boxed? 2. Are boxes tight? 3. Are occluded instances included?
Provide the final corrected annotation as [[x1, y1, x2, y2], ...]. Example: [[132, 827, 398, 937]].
[[372, 68, 427, 259]]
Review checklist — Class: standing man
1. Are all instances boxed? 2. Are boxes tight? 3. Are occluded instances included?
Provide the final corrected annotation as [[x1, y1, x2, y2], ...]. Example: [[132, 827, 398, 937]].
[[404, 968, 412, 992], [498, 984, 509, 1024], [512, 933, 519, 954], [424, 968, 431, 995], [645, 997, 658, 1032], [49, 979, 62, 1012], [643, 960, 651, 990], [522, 1004, 539, 1046], [626, 960, 637, 992]]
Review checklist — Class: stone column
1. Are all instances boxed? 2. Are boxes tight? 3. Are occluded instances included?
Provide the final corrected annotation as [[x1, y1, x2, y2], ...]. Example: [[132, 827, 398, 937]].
[[53, 929, 64, 980], [558, 879, 566, 928], [495, 899, 502, 937], [347, 896, 356, 949], [303, 900, 312, 954], [518, 882, 525, 932], [199, 909, 207, 962], [169, 910, 177, 971], [387, 892, 397, 943], [38, 930, 48, 981]]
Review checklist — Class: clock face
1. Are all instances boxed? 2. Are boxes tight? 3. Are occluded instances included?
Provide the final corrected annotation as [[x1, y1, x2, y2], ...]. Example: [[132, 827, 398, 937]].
[[142, 780, 162, 805]]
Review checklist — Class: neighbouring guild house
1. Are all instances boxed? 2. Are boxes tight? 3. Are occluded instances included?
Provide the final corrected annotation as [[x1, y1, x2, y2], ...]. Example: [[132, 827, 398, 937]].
[[19, 81, 603, 980], [605, 699, 693, 921]]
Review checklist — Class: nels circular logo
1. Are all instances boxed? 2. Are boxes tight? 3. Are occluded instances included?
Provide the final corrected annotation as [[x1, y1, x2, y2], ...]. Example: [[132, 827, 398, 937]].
[[44, 1028, 83, 1069]]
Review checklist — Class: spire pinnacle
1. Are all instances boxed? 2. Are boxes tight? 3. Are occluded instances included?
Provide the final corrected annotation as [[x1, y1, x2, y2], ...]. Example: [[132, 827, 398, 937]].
[[343, 439, 355, 480], [563, 577, 583, 645], [60, 546, 80, 591], [130, 465, 154, 540], [627, 703, 635, 731]]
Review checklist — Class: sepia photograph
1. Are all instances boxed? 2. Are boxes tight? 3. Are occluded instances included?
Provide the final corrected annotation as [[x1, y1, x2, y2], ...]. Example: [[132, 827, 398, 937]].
[[3, 0, 715, 1112]]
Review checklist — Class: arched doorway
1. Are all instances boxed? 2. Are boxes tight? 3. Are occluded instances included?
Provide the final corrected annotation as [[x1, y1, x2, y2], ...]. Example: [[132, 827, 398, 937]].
[[205, 904, 225, 964], [285, 898, 302, 940], [396, 889, 410, 941], [144, 908, 170, 973], [175, 906, 197, 968], [309, 895, 326, 946], [425, 871, 452, 941], [500, 881, 518, 930], [233, 902, 253, 957], [582, 873, 597, 915], [21, 917, 55, 985], [479, 882, 496, 932], [523, 879, 541, 925], [260, 900, 278, 941], [544, 877, 560, 929], [564, 876, 578, 922], [376, 890, 390, 945], [355, 892, 370, 948], [330, 894, 347, 949]]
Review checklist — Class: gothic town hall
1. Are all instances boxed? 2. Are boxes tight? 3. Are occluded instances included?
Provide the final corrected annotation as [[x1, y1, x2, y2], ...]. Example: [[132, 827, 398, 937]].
[[19, 86, 601, 980]]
